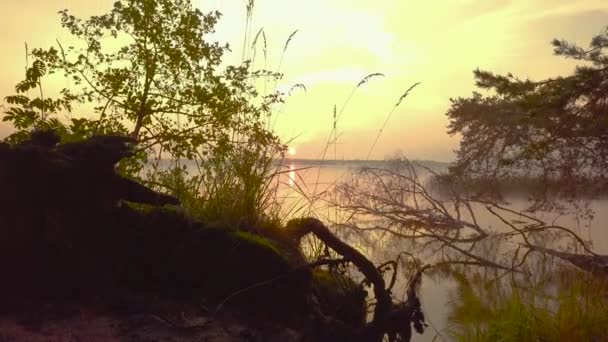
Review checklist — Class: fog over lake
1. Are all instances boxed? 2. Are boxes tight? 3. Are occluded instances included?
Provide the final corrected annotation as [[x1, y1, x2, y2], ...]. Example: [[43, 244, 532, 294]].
[[274, 162, 608, 341]]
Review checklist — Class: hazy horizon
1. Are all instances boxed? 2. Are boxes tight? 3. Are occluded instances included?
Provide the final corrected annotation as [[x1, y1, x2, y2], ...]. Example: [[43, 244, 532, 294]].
[[1, 0, 607, 162]]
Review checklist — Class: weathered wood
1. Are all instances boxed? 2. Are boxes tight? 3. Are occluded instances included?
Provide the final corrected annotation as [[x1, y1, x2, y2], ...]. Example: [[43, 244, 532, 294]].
[[288, 217, 426, 342], [529, 244, 608, 277]]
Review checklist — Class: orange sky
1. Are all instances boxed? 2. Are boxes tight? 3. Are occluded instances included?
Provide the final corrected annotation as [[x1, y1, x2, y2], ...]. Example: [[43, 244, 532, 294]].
[[1, 0, 607, 161]]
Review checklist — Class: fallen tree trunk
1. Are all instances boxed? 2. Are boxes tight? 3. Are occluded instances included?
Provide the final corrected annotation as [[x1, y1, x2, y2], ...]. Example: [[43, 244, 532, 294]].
[[528, 244, 608, 277]]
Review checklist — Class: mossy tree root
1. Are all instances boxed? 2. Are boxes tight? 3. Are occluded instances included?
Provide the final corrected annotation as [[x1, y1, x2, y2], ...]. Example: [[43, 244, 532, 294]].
[[287, 217, 425, 342]]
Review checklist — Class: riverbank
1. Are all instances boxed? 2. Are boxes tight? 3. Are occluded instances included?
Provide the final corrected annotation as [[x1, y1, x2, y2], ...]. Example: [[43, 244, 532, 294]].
[[0, 130, 425, 342]]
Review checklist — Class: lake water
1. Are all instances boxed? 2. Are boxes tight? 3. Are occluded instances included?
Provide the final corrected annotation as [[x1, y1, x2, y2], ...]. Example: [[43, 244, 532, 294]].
[[148, 159, 608, 341], [274, 161, 608, 342]]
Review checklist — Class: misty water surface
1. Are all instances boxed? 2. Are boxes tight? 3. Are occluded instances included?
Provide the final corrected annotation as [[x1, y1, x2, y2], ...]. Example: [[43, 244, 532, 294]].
[[146, 160, 608, 341], [276, 161, 608, 342]]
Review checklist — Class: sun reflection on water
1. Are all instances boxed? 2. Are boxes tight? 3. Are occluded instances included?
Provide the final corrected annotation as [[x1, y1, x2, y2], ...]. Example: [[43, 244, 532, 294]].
[[288, 164, 295, 187]]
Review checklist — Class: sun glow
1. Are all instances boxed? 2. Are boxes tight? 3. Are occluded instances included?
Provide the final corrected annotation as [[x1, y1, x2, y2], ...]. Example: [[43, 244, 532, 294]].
[[288, 147, 297, 156]]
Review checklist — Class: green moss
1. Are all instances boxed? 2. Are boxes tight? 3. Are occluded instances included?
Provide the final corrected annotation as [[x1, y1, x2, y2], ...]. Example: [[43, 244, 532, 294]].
[[231, 230, 283, 258], [314, 269, 361, 294], [313, 269, 335, 286], [285, 218, 307, 235], [312, 269, 367, 327], [123, 201, 182, 214]]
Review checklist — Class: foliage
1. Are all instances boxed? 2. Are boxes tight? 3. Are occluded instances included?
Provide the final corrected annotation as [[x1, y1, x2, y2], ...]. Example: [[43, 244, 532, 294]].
[[233, 230, 283, 257], [447, 267, 608, 342], [311, 268, 367, 327], [446, 26, 608, 201], [148, 141, 285, 226], [3, 0, 283, 176]]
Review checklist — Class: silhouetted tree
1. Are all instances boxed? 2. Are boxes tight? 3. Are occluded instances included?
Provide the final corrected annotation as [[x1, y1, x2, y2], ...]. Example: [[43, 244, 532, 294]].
[[3, 0, 282, 175], [447, 26, 608, 200]]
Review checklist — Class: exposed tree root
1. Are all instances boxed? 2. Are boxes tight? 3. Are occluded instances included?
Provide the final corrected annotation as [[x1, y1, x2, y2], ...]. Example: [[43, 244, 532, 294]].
[[288, 217, 426, 342]]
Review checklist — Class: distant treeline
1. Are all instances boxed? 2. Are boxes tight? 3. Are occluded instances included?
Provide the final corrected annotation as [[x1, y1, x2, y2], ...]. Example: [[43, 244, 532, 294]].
[[282, 158, 450, 169], [148, 158, 451, 171]]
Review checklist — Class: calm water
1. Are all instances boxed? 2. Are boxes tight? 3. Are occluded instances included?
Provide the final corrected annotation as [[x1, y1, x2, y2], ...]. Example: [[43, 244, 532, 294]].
[[147, 160, 608, 341], [275, 162, 608, 342]]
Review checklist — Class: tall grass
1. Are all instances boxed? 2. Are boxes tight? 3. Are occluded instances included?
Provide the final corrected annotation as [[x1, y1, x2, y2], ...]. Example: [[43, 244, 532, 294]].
[[143, 1, 306, 229], [447, 266, 608, 342], [149, 143, 286, 229], [148, 0, 421, 237]]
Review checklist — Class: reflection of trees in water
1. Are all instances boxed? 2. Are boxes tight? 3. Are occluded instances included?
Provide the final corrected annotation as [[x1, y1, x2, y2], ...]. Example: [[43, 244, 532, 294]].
[[332, 158, 598, 271]]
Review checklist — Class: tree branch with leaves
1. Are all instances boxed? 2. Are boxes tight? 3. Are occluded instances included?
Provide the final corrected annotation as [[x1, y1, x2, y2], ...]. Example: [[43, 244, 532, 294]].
[[3, 0, 284, 177]]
